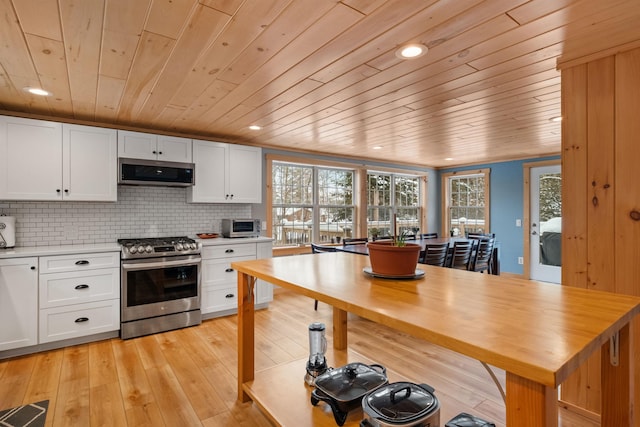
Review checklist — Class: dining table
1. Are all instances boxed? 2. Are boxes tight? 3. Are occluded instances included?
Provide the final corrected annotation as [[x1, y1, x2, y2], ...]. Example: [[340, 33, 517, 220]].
[[335, 236, 500, 274], [232, 252, 640, 426]]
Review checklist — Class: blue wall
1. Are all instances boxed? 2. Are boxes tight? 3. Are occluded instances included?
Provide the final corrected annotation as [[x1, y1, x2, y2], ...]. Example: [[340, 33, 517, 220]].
[[439, 156, 560, 274]]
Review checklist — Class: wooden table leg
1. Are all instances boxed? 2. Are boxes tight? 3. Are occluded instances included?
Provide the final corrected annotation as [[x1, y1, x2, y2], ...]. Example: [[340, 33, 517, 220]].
[[333, 307, 347, 350], [601, 322, 633, 425], [506, 372, 557, 426], [237, 272, 255, 402]]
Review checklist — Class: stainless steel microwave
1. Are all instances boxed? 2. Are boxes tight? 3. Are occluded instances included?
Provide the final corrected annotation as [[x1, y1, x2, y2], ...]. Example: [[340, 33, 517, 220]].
[[118, 158, 195, 187], [221, 219, 261, 238]]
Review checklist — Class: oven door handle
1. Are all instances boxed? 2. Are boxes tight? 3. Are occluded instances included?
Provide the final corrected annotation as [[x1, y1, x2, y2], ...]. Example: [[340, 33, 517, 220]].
[[122, 257, 201, 270]]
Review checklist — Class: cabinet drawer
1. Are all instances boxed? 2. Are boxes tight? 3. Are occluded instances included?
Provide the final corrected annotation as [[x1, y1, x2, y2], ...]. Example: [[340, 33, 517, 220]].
[[40, 268, 120, 308], [202, 256, 253, 288], [202, 243, 256, 259], [39, 299, 120, 343], [39, 252, 120, 273], [201, 286, 237, 314]]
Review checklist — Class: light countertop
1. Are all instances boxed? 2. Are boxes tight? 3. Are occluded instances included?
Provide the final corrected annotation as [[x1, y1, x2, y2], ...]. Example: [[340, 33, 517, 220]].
[[0, 237, 274, 259], [0, 243, 121, 259]]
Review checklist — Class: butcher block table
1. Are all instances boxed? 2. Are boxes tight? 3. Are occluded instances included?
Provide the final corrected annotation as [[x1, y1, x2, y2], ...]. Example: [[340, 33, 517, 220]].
[[231, 252, 640, 426]]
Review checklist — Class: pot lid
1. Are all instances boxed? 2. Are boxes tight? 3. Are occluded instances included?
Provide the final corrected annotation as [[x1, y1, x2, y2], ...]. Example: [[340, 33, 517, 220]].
[[364, 382, 438, 422], [314, 362, 387, 402]]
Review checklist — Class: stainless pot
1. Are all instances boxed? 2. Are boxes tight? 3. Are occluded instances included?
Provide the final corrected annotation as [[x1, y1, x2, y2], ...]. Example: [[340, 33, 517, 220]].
[[311, 362, 388, 426], [360, 382, 440, 427]]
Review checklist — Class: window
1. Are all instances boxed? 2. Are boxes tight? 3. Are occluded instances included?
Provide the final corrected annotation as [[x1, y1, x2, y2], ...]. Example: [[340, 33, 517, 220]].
[[367, 172, 420, 238], [442, 169, 490, 237], [271, 161, 354, 246]]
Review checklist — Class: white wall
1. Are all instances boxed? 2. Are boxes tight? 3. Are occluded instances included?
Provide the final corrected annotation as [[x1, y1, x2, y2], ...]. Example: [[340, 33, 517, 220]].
[[0, 186, 251, 247]]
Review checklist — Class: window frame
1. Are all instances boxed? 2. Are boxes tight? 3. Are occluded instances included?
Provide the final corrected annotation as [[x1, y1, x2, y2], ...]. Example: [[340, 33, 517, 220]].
[[366, 171, 422, 238], [441, 168, 490, 237], [266, 154, 428, 255]]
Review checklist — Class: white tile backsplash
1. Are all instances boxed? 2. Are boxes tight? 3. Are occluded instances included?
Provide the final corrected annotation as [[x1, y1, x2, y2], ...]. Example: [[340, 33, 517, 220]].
[[0, 186, 251, 247]]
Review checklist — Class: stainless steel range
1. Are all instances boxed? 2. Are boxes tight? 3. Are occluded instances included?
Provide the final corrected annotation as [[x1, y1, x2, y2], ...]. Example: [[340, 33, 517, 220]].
[[118, 236, 202, 339]]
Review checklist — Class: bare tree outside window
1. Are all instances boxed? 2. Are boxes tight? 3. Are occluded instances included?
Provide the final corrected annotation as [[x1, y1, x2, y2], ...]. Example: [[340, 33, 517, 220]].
[[271, 162, 354, 246], [367, 172, 420, 238], [443, 170, 490, 237]]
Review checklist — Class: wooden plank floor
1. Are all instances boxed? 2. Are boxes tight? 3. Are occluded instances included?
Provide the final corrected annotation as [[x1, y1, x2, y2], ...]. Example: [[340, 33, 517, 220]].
[[0, 289, 599, 426]]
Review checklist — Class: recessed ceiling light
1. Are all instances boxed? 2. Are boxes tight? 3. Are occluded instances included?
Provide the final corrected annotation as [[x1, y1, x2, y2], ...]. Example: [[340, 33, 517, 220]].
[[395, 43, 428, 59], [372, 146, 383, 150], [23, 87, 51, 96], [249, 125, 261, 130], [549, 116, 562, 122], [444, 157, 454, 161]]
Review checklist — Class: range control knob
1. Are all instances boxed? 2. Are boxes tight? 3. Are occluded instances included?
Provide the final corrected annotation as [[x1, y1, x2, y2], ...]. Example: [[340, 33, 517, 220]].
[[145, 245, 153, 253], [190, 243, 197, 250], [176, 243, 184, 251], [128, 246, 137, 254]]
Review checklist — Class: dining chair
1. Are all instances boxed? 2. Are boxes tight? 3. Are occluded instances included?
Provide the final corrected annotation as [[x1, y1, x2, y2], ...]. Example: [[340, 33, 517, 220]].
[[420, 232, 438, 239], [420, 242, 449, 266], [447, 240, 475, 270], [343, 237, 369, 245], [372, 235, 393, 241], [469, 238, 495, 274], [311, 243, 337, 310]]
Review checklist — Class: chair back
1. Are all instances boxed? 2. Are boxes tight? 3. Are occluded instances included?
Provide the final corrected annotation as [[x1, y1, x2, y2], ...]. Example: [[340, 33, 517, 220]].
[[420, 242, 449, 266], [343, 237, 368, 245], [448, 240, 475, 270], [311, 243, 337, 253], [420, 232, 438, 239], [467, 232, 495, 239], [470, 238, 495, 273], [372, 235, 393, 241]]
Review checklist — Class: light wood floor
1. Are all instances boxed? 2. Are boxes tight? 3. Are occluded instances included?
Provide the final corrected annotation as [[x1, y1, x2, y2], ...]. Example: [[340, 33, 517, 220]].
[[0, 289, 599, 426]]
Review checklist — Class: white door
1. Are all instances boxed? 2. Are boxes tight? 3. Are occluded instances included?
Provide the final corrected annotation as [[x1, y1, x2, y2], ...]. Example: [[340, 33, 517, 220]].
[[530, 165, 562, 283]]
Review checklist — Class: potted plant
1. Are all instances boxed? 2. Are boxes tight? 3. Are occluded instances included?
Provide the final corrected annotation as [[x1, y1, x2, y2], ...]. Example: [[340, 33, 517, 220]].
[[367, 229, 421, 276]]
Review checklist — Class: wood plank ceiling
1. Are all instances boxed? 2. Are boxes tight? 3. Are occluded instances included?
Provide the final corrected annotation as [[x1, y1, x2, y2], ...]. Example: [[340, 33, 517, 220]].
[[1, 0, 639, 168]]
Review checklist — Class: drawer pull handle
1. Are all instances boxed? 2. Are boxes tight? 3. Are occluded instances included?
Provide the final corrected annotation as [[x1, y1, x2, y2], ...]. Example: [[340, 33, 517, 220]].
[[225, 268, 234, 273], [225, 293, 234, 299], [75, 284, 89, 290], [75, 317, 89, 323], [75, 260, 90, 265], [225, 249, 234, 253], [30, 266, 36, 270]]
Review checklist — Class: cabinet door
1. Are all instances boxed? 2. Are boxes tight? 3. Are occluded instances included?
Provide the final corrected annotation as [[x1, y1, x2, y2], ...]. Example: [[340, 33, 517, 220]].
[[0, 116, 63, 200], [63, 124, 117, 201], [117, 130, 157, 160], [0, 257, 38, 351], [187, 140, 228, 203], [228, 145, 262, 203], [157, 135, 192, 162]]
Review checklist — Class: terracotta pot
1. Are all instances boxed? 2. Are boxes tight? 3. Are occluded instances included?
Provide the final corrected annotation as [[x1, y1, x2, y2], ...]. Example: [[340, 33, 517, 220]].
[[367, 241, 421, 276]]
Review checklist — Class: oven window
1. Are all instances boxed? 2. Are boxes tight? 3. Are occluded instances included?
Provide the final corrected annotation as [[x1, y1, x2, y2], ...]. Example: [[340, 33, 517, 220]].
[[126, 264, 198, 306]]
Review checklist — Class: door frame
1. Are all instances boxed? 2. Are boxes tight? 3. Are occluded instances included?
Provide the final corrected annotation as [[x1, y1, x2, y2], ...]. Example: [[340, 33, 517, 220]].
[[523, 159, 561, 280]]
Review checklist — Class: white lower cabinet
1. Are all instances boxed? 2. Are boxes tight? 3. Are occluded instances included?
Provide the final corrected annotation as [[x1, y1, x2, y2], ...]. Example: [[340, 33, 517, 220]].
[[39, 300, 120, 343], [201, 240, 273, 316], [0, 257, 38, 351], [38, 252, 120, 343]]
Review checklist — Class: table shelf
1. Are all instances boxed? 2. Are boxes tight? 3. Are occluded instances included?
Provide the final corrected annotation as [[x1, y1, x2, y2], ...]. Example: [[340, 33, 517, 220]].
[[242, 348, 409, 427]]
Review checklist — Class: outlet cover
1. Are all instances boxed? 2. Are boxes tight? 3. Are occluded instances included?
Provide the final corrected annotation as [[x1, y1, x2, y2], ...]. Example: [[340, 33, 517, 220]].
[[518, 257, 524, 265]]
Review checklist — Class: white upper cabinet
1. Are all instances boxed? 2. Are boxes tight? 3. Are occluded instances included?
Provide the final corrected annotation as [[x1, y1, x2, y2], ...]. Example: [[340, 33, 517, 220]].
[[117, 130, 192, 163], [63, 124, 117, 201], [0, 116, 117, 201], [228, 144, 262, 203], [0, 116, 63, 200], [188, 140, 262, 203], [187, 140, 227, 203]]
